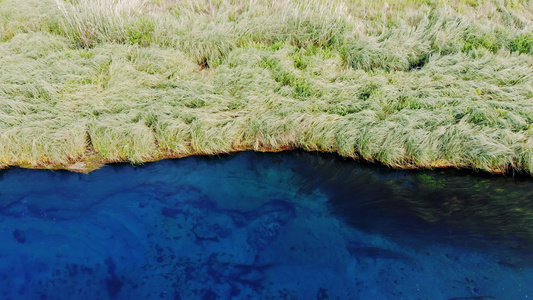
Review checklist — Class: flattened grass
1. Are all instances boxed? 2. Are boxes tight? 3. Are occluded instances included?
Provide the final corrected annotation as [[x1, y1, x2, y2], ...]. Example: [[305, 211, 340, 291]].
[[1, 0, 533, 174]]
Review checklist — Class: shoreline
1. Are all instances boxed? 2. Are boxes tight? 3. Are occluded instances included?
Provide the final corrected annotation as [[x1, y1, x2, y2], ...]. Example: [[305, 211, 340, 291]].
[[0, 146, 520, 175]]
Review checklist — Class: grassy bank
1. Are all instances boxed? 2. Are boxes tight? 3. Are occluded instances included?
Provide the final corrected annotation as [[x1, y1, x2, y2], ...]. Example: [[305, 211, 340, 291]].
[[0, 0, 532, 173]]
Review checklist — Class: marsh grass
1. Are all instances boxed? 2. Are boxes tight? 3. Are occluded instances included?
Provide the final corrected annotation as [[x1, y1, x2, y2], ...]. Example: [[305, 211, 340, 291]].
[[1, 0, 533, 173]]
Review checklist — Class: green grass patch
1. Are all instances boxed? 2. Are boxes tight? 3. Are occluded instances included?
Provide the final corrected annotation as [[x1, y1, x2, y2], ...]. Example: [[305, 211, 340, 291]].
[[509, 33, 533, 54]]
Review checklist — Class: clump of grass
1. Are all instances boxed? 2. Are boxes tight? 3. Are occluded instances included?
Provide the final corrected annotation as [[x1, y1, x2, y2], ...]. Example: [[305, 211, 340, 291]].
[[509, 32, 533, 54], [53, 0, 148, 48], [341, 24, 432, 72], [88, 117, 156, 163], [124, 16, 155, 46], [1, 0, 533, 174]]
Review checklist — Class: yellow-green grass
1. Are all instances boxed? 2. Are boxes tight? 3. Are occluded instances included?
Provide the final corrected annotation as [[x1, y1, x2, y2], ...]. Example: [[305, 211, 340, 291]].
[[0, 0, 532, 173]]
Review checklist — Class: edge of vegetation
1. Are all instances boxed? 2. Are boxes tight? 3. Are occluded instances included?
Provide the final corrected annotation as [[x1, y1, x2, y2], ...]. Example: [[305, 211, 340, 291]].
[[1, 0, 533, 174]]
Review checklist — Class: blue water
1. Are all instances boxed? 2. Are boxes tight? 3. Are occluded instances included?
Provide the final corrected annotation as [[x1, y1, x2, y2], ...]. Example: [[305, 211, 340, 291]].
[[1, 151, 532, 299]]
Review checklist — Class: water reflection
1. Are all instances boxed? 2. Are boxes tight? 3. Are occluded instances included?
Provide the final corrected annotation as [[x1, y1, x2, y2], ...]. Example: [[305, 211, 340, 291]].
[[289, 152, 533, 251]]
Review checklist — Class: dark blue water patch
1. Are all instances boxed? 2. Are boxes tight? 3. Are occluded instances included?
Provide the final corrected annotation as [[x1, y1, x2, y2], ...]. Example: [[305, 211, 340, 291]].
[[303, 154, 533, 271], [0, 151, 532, 299]]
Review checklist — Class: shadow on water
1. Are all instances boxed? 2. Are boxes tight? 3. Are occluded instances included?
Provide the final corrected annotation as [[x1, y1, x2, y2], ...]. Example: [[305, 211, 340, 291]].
[[283, 151, 533, 262]]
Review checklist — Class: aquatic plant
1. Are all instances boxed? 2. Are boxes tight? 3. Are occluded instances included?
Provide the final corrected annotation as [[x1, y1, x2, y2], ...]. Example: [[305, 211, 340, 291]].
[[288, 151, 533, 250], [0, 0, 532, 174]]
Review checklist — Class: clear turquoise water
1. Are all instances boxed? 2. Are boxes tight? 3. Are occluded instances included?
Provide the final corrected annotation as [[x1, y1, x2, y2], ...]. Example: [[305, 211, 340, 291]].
[[0, 151, 532, 299]]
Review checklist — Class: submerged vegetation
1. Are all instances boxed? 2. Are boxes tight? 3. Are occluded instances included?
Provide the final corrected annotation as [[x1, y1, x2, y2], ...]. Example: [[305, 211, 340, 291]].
[[0, 0, 532, 173], [289, 151, 533, 252]]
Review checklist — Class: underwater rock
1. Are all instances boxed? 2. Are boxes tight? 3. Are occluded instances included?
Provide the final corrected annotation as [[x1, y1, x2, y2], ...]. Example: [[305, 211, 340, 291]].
[[242, 200, 296, 250], [106, 275, 123, 298], [105, 257, 117, 275], [12, 229, 26, 244], [316, 287, 330, 300], [65, 264, 94, 277], [161, 206, 181, 219], [206, 253, 272, 292], [347, 241, 410, 262], [191, 221, 232, 242], [201, 289, 217, 300]]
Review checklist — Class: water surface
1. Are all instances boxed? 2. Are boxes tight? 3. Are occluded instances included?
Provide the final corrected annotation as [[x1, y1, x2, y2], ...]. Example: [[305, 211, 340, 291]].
[[1, 151, 532, 299]]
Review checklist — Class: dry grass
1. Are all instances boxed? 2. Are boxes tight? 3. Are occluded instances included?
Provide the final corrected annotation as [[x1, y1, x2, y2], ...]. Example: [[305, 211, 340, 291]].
[[0, 0, 533, 174]]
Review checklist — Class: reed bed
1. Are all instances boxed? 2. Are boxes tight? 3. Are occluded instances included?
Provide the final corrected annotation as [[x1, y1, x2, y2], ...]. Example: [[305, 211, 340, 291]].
[[0, 0, 532, 173]]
